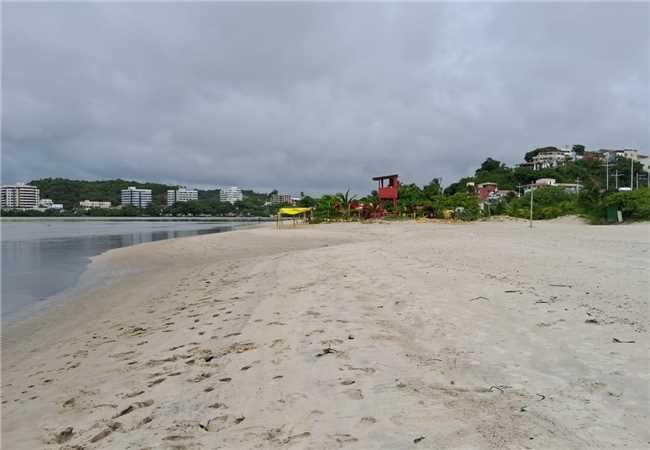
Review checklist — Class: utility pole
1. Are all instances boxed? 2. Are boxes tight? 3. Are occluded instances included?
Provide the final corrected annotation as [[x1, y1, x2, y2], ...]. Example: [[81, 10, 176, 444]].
[[636, 172, 639, 190], [529, 187, 534, 229], [615, 169, 619, 190], [576, 177, 580, 195], [604, 158, 609, 191], [630, 158, 634, 190]]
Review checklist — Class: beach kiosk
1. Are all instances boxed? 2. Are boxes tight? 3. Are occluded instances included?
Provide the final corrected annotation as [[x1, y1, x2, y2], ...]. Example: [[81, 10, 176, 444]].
[[277, 207, 312, 228], [372, 174, 399, 217]]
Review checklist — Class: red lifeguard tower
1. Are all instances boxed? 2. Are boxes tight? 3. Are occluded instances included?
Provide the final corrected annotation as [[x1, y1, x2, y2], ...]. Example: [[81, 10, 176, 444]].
[[372, 174, 399, 217]]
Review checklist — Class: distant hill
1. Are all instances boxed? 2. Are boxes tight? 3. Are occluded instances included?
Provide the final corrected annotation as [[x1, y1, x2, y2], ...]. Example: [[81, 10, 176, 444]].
[[29, 178, 180, 210], [28, 178, 272, 210]]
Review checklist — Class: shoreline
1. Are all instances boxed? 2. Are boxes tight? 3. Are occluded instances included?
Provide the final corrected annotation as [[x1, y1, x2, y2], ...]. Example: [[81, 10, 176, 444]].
[[0, 216, 275, 222], [1, 221, 262, 324], [2, 221, 648, 449]]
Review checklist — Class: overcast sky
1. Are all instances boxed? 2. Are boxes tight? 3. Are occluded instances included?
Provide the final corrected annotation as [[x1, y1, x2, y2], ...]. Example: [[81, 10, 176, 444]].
[[2, 2, 648, 194]]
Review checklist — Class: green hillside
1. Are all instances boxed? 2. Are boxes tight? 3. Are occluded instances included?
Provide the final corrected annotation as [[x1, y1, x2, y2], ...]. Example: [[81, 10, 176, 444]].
[[29, 178, 180, 210]]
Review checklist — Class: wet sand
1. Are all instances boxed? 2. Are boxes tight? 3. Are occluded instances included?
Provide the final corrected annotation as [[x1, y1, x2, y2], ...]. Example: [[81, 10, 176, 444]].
[[2, 219, 648, 449]]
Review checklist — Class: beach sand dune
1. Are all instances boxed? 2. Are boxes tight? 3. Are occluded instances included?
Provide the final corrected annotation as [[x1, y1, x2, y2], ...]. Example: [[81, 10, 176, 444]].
[[2, 221, 648, 449]]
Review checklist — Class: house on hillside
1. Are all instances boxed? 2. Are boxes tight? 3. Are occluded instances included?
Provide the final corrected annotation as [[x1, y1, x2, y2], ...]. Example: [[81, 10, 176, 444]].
[[598, 148, 644, 162], [477, 182, 498, 201], [531, 148, 571, 170], [521, 178, 582, 194], [582, 151, 605, 162], [473, 182, 519, 208]]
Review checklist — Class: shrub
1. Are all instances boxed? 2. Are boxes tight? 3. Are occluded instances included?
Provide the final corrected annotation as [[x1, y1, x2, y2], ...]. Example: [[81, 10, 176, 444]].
[[602, 188, 650, 221], [506, 187, 578, 220], [436, 193, 482, 220]]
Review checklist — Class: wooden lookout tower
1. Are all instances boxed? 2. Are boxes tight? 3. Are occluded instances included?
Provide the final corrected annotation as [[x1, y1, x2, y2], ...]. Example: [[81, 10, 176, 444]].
[[372, 174, 399, 216]]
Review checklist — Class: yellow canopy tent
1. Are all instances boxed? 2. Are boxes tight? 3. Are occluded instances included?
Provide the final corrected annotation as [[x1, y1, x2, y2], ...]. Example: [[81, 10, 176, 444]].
[[277, 207, 312, 228]]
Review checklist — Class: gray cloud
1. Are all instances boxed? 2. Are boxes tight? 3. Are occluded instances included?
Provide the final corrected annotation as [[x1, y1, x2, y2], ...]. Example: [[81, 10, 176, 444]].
[[2, 2, 648, 194]]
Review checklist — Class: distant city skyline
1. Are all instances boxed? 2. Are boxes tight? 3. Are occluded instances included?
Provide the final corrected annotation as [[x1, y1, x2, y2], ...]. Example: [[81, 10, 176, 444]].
[[2, 2, 648, 194]]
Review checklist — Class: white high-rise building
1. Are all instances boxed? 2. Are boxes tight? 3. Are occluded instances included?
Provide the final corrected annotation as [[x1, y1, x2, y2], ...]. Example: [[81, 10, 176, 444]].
[[121, 186, 152, 208], [1, 183, 40, 209], [219, 186, 243, 204], [167, 188, 199, 206]]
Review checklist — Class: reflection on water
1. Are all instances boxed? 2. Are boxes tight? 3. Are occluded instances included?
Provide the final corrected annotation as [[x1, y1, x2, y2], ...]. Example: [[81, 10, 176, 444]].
[[1, 223, 236, 321]]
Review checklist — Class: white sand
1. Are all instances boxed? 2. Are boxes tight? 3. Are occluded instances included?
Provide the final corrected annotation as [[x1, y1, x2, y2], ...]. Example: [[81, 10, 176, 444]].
[[2, 220, 648, 449]]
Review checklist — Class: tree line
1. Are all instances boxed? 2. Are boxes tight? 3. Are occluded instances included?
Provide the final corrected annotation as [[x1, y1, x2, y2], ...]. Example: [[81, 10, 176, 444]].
[[3, 149, 649, 222]]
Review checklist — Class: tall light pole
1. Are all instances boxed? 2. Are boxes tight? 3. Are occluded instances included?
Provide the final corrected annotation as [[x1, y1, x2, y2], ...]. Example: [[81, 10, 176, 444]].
[[529, 186, 534, 229], [630, 158, 634, 190]]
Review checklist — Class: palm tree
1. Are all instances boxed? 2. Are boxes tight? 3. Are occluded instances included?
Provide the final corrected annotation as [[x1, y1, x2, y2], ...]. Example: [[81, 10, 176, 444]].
[[336, 188, 358, 220]]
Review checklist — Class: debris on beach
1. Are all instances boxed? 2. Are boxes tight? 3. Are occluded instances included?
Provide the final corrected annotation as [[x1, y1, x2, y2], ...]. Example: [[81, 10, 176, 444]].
[[414, 436, 426, 443], [489, 385, 512, 393], [315, 346, 337, 357], [612, 337, 635, 343]]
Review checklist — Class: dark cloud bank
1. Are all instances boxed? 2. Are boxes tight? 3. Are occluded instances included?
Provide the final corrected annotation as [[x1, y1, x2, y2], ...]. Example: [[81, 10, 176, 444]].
[[2, 2, 648, 194]]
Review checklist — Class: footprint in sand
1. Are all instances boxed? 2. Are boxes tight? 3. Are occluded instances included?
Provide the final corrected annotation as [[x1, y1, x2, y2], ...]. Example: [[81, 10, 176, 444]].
[[147, 377, 166, 388], [188, 373, 212, 383], [49, 426, 74, 444], [200, 414, 229, 432], [113, 399, 154, 419], [305, 329, 325, 337], [329, 433, 359, 445], [344, 389, 363, 400], [270, 339, 285, 349], [360, 416, 377, 424], [90, 421, 122, 443], [123, 390, 145, 399], [280, 431, 311, 445]]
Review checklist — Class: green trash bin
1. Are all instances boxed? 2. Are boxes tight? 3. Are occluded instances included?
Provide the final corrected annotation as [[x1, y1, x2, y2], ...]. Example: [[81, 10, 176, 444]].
[[606, 207, 618, 223]]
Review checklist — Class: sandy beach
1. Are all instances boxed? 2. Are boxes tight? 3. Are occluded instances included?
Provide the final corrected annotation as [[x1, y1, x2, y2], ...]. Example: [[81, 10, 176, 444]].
[[2, 219, 648, 449]]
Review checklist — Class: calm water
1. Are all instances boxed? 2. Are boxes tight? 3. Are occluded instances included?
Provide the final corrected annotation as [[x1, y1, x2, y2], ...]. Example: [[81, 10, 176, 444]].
[[1, 219, 246, 321]]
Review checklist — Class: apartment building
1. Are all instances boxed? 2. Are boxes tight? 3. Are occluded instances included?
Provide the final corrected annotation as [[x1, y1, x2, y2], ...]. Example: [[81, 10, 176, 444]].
[[80, 200, 112, 209], [271, 193, 293, 205], [1, 183, 40, 209], [219, 186, 243, 204], [121, 186, 153, 208], [167, 188, 199, 206], [38, 199, 63, 210]]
